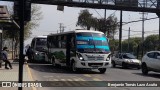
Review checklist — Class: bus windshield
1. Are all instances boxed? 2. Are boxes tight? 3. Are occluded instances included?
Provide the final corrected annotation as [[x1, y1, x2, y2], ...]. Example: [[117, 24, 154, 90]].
[[76, 32, 110, 53], [35, 38, 47, 51]]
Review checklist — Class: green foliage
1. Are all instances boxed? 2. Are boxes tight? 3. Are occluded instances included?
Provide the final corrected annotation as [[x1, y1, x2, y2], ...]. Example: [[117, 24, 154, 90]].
[[77, 9, 118, 38], [143, 34, 159, 51], [111, 35, 160, 57], [77, 9, 93, 30], [109, 39, 119, 52], [3, 5, 43, 41], [1, 5, 42, 56]]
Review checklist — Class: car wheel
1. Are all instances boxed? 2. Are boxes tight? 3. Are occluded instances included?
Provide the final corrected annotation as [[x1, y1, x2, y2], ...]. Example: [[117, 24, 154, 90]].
[[137, 66, 141, 70], [142, 64, 148, 75], [122, 62, 127, 69], [99, 68, 106, 74], [111, 61, 116, 68]]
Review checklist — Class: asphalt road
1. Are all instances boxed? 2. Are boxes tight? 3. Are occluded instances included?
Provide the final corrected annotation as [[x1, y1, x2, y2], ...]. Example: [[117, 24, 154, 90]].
[[28, 63, 160, 90]]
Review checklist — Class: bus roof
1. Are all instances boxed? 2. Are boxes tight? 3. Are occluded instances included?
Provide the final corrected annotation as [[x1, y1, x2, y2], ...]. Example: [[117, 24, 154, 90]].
[[34, 36, 47, 38], [48, 30, 104, 36]]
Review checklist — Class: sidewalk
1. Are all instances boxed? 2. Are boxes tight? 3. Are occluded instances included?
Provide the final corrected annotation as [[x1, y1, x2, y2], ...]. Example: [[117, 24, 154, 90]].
[[0, 60, 33, 90]]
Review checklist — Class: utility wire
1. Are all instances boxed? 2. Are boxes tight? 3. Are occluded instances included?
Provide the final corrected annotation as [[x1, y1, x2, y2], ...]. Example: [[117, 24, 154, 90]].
[[122, 29, 159, 33], [123, 17, 159, 25], [94, 9, 103, 18]]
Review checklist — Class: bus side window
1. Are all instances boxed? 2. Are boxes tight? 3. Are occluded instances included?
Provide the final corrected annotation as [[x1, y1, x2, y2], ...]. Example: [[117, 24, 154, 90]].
[[61, 35, 66, 48], [54, 36, 59, 48], [71, 35, 75, 48]]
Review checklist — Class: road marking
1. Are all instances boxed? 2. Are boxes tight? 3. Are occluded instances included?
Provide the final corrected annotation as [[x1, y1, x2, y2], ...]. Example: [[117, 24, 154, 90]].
[[79, 78, 86, 81], [73, 78, 81, 81], [43, 76, 53, 78], [92, 78, 102, 81], [26, 65, 37, 90], [60, 79, 66, 81], [83, 74, 92, 77], [67, 79, 73, 81]]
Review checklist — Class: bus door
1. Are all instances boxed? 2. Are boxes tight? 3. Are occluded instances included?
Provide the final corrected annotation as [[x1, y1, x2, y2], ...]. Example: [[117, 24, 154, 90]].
[[66, 35, 71, 66], [66, 34, 75, 66]]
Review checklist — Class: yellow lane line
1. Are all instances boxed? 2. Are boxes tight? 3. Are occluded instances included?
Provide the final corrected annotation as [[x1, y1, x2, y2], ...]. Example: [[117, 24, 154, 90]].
[[26, 64, 37, 90]]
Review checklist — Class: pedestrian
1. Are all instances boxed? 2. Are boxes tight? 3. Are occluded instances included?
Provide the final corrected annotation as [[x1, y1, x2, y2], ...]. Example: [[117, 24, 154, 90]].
[[1, 47, 13, 69], [26, 46, 32, 61]]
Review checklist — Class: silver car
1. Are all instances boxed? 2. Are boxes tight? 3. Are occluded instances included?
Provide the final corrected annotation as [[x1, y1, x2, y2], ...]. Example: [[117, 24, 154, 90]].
[[111, 53, 141, 69], [141, 51, 160, 75]]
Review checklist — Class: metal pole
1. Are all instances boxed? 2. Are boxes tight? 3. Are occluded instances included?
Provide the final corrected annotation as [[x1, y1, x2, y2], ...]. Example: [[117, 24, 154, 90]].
[[104, 9, 107, 36], [119, 10, 122, 53], [159, 18, 160, 50], [128, 27, 130, 52], [141, 12, 144, 57], [12, 31, 14, 60], [18, 0, 24, 90]]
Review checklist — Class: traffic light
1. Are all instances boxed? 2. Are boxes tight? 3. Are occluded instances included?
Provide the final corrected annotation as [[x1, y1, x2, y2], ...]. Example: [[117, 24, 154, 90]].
[[24, 0, 31, 21], [14, 0, 31, 21]]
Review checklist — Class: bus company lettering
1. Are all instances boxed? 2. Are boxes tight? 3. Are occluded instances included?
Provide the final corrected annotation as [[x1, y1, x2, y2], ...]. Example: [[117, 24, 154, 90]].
[[12, 82, 42, 87]]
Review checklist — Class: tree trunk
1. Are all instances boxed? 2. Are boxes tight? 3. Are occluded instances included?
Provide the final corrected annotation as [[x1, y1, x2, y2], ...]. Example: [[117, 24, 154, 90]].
[[14, 40, 19, 59], [87, 26, 90, 30]]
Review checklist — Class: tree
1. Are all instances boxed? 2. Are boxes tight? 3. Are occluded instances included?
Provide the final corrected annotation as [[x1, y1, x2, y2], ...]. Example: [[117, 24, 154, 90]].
[[2, 4, 43, 57], [120, 37, 141, 55], [143, 34, 159, 51], [77, 9, 118, 38], [109, 39, 119, 52], [77, 9, 93, 30]]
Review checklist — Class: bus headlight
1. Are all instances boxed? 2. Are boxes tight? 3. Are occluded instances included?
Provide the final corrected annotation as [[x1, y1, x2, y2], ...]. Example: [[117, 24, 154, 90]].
[[106, 54, 111, 61], [77, 53, 84, 61]]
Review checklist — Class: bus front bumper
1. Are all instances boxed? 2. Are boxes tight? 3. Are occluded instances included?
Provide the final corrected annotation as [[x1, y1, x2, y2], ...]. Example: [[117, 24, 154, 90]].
[[75, 61, 110, 69]]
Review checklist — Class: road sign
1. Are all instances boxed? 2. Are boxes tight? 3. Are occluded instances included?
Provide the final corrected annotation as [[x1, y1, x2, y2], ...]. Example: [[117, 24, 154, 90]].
[[0, 6, 10, 18]]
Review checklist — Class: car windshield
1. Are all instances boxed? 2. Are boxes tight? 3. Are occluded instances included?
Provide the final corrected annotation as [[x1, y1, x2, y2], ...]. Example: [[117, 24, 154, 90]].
[[76, 32, 110, 53], [123, 54, 136, 59]]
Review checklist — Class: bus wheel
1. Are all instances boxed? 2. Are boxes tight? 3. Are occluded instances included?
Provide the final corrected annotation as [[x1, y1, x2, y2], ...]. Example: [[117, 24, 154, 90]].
[[52, 58, 55, 67], [30, 55, 34, 63], [99, 68, 106, 74], [71, 61, 77, 72]]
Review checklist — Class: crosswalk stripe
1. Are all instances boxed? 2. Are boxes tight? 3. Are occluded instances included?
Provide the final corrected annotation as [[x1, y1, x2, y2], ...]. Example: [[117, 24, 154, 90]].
[[67, 79, 73, 81], [78, 78, 86, 81], [73, 78, 82, 81], [60, 79, 66, 81], [92, 78, 102, 81], [53, 79, 59, 81], [83, 74, 92, 77]]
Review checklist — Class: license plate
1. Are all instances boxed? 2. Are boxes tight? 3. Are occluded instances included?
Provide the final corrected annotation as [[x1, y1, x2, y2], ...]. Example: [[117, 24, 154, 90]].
[[92, 67, 98, 69]]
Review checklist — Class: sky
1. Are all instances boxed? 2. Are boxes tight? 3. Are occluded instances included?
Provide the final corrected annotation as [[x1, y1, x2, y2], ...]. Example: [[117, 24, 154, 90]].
[[0, 1, 159, 46]]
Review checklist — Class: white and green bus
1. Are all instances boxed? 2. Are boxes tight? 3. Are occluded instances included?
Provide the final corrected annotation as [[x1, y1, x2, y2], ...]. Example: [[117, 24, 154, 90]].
[[30, 36, 47, 62], [46, 30, 111, 73]]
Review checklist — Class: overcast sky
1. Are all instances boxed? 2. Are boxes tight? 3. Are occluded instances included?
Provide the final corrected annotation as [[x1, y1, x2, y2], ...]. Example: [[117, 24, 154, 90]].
[[0, 1, 159, 46]]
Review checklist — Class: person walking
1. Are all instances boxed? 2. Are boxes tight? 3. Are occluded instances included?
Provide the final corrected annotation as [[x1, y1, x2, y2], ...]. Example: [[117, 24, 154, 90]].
[[1, 47, 12, 69], [26, 46, 32, 61]]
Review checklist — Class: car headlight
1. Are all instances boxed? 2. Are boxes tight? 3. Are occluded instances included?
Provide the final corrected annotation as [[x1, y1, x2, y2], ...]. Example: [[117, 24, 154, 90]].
[[125, 59, 131, 63]]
